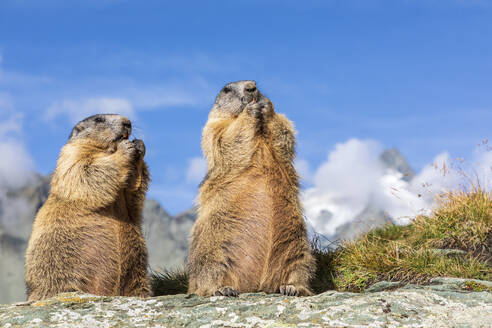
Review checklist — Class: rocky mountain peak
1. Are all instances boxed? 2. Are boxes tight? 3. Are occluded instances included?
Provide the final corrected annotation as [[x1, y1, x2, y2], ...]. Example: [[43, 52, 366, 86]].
[[380, 148, 415, 181]]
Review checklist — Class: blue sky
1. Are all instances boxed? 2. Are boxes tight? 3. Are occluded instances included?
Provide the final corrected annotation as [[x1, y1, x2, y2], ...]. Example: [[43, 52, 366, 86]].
[[0, 0, 491, 214]]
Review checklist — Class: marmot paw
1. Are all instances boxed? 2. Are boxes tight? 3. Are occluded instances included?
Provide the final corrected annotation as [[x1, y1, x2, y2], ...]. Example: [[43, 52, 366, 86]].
[[280, 285, 312, 297], [214, 286, 239, 297], [246, 102, 263, 118], [246, 101, 273, 119], [132, 139, 146, 158], [118, 139, 138, 159]]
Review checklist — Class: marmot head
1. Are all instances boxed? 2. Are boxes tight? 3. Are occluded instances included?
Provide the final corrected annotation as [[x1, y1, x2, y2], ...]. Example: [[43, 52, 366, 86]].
[[210, 80, 273, 118], [68, 114, 132, 147]]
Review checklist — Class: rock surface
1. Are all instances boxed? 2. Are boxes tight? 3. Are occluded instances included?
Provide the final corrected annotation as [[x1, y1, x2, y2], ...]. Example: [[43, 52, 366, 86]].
[[1, 278, 491, 328]]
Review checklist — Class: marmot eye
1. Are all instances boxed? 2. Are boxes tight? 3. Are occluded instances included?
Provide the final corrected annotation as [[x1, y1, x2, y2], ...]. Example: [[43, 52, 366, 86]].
[[94, 117, 105, 123], [222, 87, 231, 94], [245, 87, 257, 93]]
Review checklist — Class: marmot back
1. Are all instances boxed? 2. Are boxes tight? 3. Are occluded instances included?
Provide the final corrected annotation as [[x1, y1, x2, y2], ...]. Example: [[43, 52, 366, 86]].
[[188, 81, 315, 297], [25, 114, 150, 301]]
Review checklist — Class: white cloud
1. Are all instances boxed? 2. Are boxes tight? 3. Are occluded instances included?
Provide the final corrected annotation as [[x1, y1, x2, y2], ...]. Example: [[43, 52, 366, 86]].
[[0, 139, 35, 189], [295, 159, 313, 185], [302, 138, 492, 236], [0, 98, 35, 188], [186, 157, 207, 184], [0, 94, 21, 137], [0, 99, 36, 232], [302, 139, 384, 235], [469, 142, 492, 190], [45, 97, 136, 124]]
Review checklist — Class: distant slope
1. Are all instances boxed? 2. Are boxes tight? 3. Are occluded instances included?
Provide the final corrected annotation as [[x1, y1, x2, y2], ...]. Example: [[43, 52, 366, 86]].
[[0, 228, 26, 304], [142, 200, 195, 270]]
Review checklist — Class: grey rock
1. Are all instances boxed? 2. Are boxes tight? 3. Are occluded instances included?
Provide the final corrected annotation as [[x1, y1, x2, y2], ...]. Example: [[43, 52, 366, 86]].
[[428, 277, 492, 291], [430, 248, 467, 258], [1, 278, 491, 327], [380, 148, 415, 181], [142, 200, 196, 271], [365, 281, 404, 293], [2, 174, 51, 241], [332, 203, 394, 243]]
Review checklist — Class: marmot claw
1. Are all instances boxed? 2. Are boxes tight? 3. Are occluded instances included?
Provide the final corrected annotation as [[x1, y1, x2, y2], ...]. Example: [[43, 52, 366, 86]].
[[214, 286, 239, 297], [246, 103, 265, 118], [246, 99, 274, 119], [280, 285, 312, 297], [280, 285, 298, 296]]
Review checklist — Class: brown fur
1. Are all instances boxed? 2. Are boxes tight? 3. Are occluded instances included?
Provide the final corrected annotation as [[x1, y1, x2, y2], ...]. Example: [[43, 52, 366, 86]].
[[188, 81, 315, 297], [25, 114, 150, 301]]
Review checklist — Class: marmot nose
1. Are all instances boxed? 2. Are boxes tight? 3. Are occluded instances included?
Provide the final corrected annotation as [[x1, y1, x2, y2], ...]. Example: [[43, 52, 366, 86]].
[[122, 120, 131, 130], [241, 82, 257, 104], [121, 118, 132, 138], [243, 82, 257, 94]]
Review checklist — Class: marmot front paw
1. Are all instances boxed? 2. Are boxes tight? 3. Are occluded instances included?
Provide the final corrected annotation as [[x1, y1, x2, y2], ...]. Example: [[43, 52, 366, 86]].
[[118, 139, 138, 160], [280, 284, 312, 297], [214, 286, 239, 297], [132, 139, 146, 158], [246, 100, 273, 119], [246, 103, 265, 118]]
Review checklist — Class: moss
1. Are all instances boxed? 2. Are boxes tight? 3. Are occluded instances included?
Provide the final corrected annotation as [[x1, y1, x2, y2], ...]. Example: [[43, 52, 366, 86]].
[[462, 281, 492, 292], [32, 293, 99, 307]]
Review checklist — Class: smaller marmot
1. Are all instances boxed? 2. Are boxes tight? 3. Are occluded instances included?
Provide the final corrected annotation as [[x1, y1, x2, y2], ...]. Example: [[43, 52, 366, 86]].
[[188, 81, 315, 297], [25, 114, 150, 301]]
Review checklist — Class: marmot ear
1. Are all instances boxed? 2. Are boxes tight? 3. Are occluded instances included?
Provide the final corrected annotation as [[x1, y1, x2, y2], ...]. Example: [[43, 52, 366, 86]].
[[68, 126, 82, 140]]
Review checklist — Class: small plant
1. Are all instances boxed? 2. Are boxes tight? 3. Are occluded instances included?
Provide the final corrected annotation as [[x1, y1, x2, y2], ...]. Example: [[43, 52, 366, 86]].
[[462, 280, 492, 292], [150, 268, 188, 296], [309, 236, 337, 294]]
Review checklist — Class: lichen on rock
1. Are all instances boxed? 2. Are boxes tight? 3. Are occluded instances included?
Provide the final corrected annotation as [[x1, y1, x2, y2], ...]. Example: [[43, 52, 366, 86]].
[[1, 278, 491, 327]]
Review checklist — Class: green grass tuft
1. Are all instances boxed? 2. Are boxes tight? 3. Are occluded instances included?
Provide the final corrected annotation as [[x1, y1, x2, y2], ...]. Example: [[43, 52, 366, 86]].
[[150, 268, 188, 296], [309, 236, 337, 294], [333, 189, 492, 292], [462, 281, 492, 292]]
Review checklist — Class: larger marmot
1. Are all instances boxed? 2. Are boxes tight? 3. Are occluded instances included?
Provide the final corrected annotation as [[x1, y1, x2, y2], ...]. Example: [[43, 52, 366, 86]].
[[188, 81, 315, 297], [25, 114, 150, 301]]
